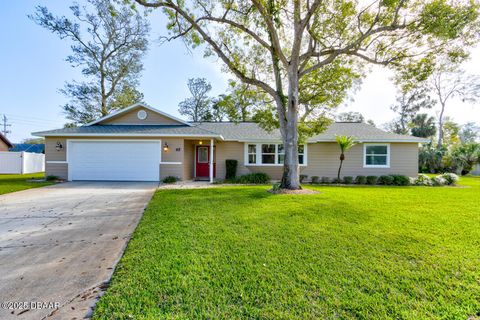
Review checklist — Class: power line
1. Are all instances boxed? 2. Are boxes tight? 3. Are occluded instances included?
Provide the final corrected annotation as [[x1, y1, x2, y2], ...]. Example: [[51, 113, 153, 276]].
[[2, 115, 12, 137], [4, 113, 65, 124]]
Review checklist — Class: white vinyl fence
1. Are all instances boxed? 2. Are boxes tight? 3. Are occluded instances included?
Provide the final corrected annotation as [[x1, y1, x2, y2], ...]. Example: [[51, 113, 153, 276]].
[[472, 163, 480, 176], [0, 152, 45, 174]]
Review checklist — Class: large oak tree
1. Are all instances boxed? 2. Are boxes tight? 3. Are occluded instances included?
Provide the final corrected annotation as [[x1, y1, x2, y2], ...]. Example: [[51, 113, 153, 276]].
[[134, 0, 479, 189]]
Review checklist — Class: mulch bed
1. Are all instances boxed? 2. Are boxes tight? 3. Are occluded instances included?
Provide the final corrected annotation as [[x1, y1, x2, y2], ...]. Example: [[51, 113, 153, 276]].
[[268, 188, 319, 195]]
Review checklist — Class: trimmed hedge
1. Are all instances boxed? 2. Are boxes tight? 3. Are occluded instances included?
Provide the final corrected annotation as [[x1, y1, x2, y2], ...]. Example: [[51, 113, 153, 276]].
[[162, 176, 179, 183], [321, 177, 330, 184], [311, 176, 319, 184], [391, 174, 410, 186], [300, 175, 308, 183], [343, 176, 354, 184], [225, 159, 238, 180], [366, 176, 378, 185], [355, 175, 367, 184], [378, 175, 394, 185], [235, 172, 270, 184]]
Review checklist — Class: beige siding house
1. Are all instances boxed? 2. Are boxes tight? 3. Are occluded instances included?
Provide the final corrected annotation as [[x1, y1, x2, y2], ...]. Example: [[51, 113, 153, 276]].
[[0, 133, 12, 152], [34, 103, 427, 182]]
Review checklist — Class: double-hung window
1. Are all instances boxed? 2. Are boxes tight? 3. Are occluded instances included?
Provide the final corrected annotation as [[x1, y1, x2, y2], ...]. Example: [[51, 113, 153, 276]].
[[246, 143, 306, 165], [364, 144, 390, 168], [247, 144, 257, 164], [261, 144, 276, 164]]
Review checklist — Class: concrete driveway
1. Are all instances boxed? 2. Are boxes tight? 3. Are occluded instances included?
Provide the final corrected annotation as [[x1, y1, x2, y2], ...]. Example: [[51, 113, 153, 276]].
[[0, 182, 157, 320]]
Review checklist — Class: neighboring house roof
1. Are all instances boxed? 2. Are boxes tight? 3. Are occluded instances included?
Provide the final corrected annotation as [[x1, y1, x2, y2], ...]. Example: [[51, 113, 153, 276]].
[[0, 133, 13, 148], [9, 144, 45, 153], [195, 122, 428, 143], [85, 102, 192, 126], [33, 125, 222, 138]]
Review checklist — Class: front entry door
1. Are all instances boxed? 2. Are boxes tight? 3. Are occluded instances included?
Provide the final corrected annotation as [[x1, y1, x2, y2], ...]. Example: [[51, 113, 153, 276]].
[[196, 145, 216, 177]]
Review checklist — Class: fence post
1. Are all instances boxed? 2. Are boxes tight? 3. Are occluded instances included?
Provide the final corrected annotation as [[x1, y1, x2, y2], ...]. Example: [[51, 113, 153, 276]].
[[21, 152, 25, 174]]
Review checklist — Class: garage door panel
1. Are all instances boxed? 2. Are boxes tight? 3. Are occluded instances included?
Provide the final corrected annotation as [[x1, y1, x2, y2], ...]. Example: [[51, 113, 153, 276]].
[[69, 141, 160, 181]]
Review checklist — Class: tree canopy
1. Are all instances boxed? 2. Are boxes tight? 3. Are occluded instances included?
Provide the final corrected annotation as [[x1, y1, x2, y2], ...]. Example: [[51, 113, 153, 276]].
[[31, 0, 149, 126], [178, 78, 213, 122]]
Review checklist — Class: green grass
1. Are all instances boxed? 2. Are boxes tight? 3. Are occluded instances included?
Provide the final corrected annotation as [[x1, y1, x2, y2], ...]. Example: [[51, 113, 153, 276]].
[[0, 172, 54, 195], [94, 176, 480, 319]]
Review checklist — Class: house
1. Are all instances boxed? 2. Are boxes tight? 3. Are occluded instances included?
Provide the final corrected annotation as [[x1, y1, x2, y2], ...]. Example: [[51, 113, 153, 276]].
[[0, 133, 13, 152], [33, 103, 427, 182]]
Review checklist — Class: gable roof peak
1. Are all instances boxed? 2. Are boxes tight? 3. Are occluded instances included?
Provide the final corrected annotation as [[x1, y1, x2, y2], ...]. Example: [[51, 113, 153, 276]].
[[85, 102, 191, 127]]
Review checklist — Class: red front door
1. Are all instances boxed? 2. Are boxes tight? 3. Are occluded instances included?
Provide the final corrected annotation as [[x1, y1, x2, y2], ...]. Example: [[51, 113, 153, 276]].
[[196, 145, 216, 177]]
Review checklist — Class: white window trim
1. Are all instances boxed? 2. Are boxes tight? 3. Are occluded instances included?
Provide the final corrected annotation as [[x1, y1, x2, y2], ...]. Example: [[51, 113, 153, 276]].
[[244, 143, 307, 166], [363, 143, 390, 168]]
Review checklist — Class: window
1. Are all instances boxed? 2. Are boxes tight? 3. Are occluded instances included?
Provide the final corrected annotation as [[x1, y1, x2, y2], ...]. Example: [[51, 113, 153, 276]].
[[245, 143, 307, 165], [247, 144, 256, 164], [364, 144, 390, 167], [261, 144, 276, 164], [198, 146, 208, 163], [277, 144, 285, 164], [298, 145, 305, 165]]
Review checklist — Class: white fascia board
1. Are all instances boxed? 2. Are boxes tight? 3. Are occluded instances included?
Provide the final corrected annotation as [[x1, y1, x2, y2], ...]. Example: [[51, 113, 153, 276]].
[[311, 139, 429, 143], [35, 133, 224, 139]]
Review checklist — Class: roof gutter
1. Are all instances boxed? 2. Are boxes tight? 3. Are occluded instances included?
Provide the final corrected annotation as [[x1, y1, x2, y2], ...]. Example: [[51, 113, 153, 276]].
[[32, 132, 225, 140], [312, 138, 430, 143]]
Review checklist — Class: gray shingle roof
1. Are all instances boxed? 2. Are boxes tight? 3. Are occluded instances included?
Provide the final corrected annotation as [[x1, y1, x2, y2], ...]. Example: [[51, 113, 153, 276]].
[[310, 122, 427, 142], [194, 122, 427, 142], [34, 122, 427, 142], [33, 125, 220, 137]]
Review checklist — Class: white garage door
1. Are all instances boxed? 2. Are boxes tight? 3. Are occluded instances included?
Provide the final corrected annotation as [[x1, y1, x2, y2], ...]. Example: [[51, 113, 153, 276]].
[[69, 141, 161, 181]]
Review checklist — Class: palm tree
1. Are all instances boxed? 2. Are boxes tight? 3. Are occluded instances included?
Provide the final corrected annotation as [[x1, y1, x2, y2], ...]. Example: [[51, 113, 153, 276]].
[[335, 135, 357, 181]]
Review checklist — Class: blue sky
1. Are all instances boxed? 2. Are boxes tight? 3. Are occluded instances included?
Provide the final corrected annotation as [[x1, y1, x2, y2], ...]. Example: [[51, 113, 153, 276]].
[[0, 1, 478, 142]]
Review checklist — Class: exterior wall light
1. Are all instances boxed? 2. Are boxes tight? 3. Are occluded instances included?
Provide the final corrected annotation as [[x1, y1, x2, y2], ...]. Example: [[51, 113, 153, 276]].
[[55, 141, 63, 151], [163, 142, 169, 151], [199, 141, 203, 145]]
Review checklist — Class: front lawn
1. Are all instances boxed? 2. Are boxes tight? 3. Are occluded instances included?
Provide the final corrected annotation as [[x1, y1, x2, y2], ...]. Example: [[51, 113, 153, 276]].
[[0, 172, 53, 195], [94, 176, 480, 319]]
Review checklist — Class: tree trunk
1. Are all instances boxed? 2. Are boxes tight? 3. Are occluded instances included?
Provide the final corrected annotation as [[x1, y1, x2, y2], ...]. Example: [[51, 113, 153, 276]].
[[337, 160, 343, 181], [280, 67, 301, 190], [437, 102, 445, 148], [100, 64, 108, 116]]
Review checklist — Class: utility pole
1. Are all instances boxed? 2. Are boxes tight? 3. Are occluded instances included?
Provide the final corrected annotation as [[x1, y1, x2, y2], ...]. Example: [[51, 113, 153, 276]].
[[1, 115, 12, 137]]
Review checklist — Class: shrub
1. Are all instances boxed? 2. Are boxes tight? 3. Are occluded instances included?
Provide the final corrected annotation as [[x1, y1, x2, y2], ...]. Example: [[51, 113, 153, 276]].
[[311, 176, 319, 184], [321, 176, 330, 184], [355, 175, 367, 185], [366, 176, 378, 185], [299, 174, 308, 183], [237, 172, 270, 184], [414, 174, 432, 186], [46, 175, 59, 181], [331, 178, 341, 184], [378, 175, 394, 185], [271, 182, 281, 192], [225, 159, 238, 180], [162, 176, 179, 183], [343, 176, 354, 184], [441, 173, 459, 185], [391, 174, 410, 186], [432, 176, 447, 186]]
